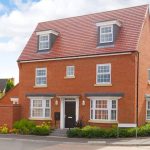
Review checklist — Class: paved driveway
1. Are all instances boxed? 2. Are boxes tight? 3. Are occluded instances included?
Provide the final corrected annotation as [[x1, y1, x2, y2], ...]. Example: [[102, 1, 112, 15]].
[[0, 137, 150, 150]]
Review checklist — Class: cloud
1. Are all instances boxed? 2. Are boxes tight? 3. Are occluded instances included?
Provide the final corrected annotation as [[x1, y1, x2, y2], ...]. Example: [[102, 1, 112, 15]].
[[0, 0, 149, 53]]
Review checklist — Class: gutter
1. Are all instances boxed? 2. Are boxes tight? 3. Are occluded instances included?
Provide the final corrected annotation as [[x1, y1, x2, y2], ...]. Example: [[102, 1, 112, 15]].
[[17, 51, 134, 63]]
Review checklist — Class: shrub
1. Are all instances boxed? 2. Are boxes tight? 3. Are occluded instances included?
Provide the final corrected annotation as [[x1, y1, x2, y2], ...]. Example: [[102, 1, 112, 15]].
[[31, 122, 51, 136], [0, 124, 9, 134], [67, 125, 140, 138], [13, 119, 36, 135]]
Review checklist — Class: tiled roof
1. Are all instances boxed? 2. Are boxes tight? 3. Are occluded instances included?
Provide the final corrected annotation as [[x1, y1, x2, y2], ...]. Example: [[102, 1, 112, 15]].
[[18, 5, 148, 62]]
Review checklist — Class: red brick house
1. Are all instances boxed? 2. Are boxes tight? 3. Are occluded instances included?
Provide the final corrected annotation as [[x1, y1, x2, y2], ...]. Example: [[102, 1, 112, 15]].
[[1, 4, 150, 129]]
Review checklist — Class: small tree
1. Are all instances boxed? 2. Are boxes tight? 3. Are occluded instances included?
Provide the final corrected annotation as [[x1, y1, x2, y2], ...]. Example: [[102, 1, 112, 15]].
[[5, 79, 14, 93]]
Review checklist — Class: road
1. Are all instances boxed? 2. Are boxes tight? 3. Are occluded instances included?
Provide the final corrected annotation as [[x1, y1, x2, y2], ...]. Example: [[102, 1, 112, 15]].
[[0, 137, 150, 150]]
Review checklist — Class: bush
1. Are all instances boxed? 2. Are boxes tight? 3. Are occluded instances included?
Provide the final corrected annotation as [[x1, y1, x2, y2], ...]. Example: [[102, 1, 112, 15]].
[[67, 125, 139, 138], [13, 119, 36, 134], [31, 122, 51, 136], [0, 124, 9, 134]]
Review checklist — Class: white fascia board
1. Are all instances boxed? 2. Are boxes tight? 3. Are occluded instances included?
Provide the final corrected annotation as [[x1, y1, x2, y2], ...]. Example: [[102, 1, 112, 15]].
[[19, 52, 132, 64], [36, 30, 59, 36], [96, 20, 122, 27]]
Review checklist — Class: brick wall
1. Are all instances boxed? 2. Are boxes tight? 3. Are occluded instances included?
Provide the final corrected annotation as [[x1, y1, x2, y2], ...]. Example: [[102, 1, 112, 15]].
[[0, 104, 21, 128], [18, 53, 137, 127]]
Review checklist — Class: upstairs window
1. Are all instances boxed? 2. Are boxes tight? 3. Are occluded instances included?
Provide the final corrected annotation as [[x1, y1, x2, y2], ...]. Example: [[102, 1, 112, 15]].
[[96, 64, 111, 84], [39, 34, 49, 50], [100, 25, 113, 43], [66, 66, 75, 77], [35, 68, 47, 86]]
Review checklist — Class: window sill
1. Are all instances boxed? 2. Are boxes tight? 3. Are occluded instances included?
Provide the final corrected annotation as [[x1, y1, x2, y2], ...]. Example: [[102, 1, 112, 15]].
[[88, 120, 117, 124], [33, 85, 47, 88], [64, 76, 75, 79], [29, 117, 52, 121], [94, 83, 112, 87]]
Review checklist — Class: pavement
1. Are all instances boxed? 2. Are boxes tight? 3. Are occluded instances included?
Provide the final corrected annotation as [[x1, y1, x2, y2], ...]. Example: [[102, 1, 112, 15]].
[[0, 134, 150, 146]]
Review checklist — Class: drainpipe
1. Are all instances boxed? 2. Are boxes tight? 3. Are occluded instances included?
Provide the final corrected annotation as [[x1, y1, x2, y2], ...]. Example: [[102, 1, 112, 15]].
[[136, 51, 139, 127]]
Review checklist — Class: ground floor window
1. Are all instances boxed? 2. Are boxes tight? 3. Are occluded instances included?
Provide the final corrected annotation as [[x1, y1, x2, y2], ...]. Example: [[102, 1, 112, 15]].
[[90, 99, 117, 121], [146, 100, 150, 120], [30, 99, 50, 119]]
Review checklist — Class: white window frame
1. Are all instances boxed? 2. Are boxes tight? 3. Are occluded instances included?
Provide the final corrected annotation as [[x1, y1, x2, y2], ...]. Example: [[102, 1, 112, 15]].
[[100, 25, 113, 43], [66, 66, 75, 77], [90, 99, 118, 121], [30, 98, 51, 119], [96, 64, 111, 85], [35, 68, 47, 86], [39, 34, 50, 50], [146, 100, 150, 120]]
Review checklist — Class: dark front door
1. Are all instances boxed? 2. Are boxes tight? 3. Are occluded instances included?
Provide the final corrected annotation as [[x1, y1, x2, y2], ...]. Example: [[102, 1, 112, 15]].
[[65, 101, 76, 128]]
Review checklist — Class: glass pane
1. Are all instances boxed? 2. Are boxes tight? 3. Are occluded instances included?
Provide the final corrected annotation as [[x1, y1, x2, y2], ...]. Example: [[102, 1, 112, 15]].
[[45, 109, 50, 117], [96, 100, 107, 108], [67, 66, 74, 76], [32, 108, 43, 117], [33, 100, 42, 107], [112, 100, 116, 109], [111, 110, 116, 120], [36, 77, 46, 85], [97, 74, 110, 83], [148, 101, 150, 109], [90, 100, 93, 108], [91, 109, 93, 119], [95, 110, 108, 120], [39, 35, 49, 41], [37, 69, 46, 76], [46, 100, 50, 107], [147, 110, 150, 119]]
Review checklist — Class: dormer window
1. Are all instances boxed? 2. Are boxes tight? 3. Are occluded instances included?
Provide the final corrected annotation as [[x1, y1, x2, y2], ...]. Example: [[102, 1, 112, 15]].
[[39, 34, 49, 50], [100, 25, 113, 43], [36, 30, 59, 52], [96, 20, 121, 47]]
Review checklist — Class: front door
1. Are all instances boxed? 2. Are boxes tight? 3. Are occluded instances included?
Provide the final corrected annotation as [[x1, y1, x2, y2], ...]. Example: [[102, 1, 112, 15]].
[[65, 101, 76, 128]]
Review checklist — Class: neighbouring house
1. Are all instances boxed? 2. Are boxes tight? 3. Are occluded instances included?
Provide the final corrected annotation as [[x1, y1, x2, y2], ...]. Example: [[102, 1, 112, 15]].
[[0, 78, 14, 98], [0, 4, 150, 129]]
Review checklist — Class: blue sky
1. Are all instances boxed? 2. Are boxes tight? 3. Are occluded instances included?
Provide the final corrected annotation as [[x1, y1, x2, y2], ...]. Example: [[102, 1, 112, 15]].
[[0, 0, 150, 84]]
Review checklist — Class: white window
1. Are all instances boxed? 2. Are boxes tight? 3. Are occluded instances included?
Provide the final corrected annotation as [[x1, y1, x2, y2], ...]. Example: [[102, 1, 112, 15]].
[[39, 34, 49, 50], [35, 68, 47, 86], [100, 25, 113, 43], [148, 69, 150, 81], [146, 100, 150, 120], [90, 99, 117, 121], [30, 99, 50, 119], [96, 64, 111, 84], [66, 66, 75, 77]]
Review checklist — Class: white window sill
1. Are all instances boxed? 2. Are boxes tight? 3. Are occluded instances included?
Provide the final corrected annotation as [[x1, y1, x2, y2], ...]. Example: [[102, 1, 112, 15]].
[[94, 83, 112, 87], [29, 117, 52, 121], [33, 85, 47, 88], [88, 120, 117, 124], [64, 76, 75, 79]]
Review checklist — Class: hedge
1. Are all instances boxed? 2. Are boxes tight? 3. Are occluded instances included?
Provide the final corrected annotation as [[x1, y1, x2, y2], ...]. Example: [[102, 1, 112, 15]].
[[67, 124, 150, 138]]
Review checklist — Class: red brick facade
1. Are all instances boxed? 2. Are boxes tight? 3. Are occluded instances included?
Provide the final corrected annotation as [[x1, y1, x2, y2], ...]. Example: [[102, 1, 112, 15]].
[[0, 5, 150, 129]]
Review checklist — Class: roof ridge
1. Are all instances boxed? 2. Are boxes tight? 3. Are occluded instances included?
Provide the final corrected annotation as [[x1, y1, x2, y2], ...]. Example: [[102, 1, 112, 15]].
[[38, 4, 149, 25]]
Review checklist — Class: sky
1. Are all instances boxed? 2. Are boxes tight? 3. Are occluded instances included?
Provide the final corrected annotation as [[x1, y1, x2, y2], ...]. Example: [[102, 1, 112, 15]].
[[0, 0, 150, 84]]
